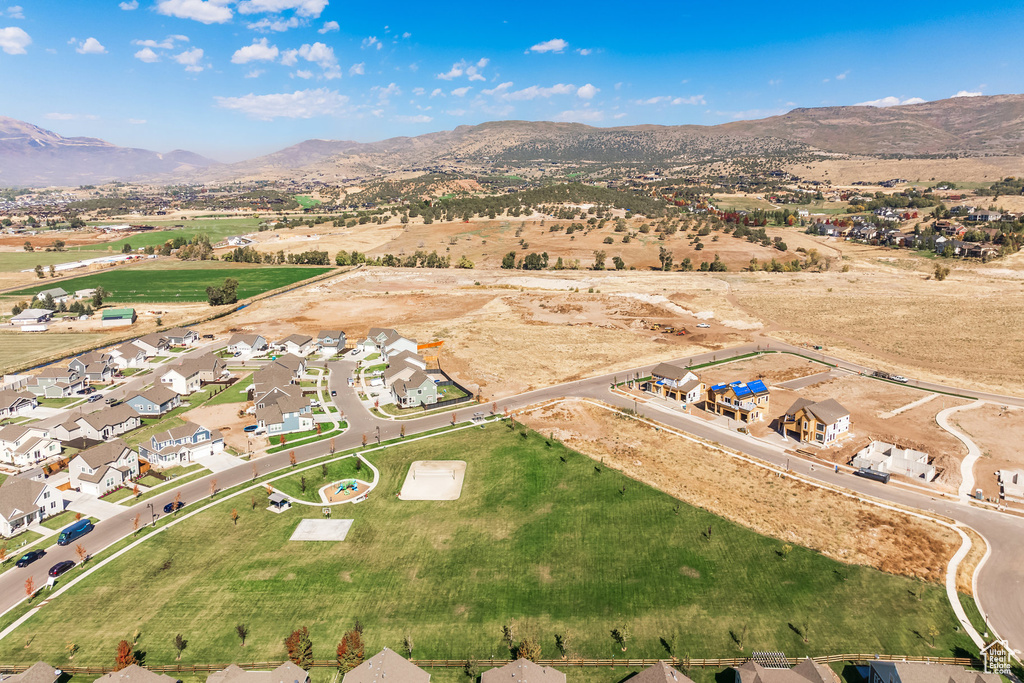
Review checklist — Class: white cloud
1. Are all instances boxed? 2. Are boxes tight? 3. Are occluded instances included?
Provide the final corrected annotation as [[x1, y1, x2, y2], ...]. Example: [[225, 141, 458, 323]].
[[156, 0, 233, 24], [412, 87, 425, 96], [247, 16, 301, 32], [237, 0, 327, 16], [133, 35, 188, 49], [6, 5, 24, 18], [373, 82, 401, 102], [134, 47, 160, 62], [768, 78, 781, 86], [349, 61, 364, 76], [245, 68, 264, 78], [215, 87, 349, 119], [362, 36, 380, 50], [576, 48, 592, 56], [634, 94, 705, 106], [173, 47, 206, 72], [952, 90, 982, 98], [485, 83, 574, 101], [45, 112, 98, 121], [836, 70, 850, 80], [319, 20, 339, 34], [402, 31, 411, 38], [298, 41, 335, 69], [119, 0, 139, 9], [430, 88, 443, 98], [576, 83, 598, 99], [395, 114, 432, 124], [437, 57, 488, 81], [855, 96, 925, 107], [127, 118, 146, 124], [528, 38, 568, 53], [672, 94, 705, 105], [613, 112, 627, 119], [231, 38, 279, 63], [294, 69, 312, 79], [75, 37, 107, 55], [554, 109, 604, 123], [451, 86, 471, 97], [0, 25, 31, 54]]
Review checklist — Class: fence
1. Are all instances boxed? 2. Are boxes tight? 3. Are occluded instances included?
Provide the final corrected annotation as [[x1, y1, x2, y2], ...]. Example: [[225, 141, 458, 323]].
[[424, 368, 475, 410], [0, 653, 979, 675]]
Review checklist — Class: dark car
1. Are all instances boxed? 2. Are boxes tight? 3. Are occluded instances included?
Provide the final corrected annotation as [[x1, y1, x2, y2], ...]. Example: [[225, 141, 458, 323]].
[[16, 550, 45, 568], [48, 560, 75, 577], [331, 390, 337, 396], [163, 500, 185, 514]]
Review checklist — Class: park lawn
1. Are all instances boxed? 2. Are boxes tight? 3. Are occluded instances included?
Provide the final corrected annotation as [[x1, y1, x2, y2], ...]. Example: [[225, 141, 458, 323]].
[[6, 266, 333, 304], [0, 424, 975, 667], [40, 512, 99, 531], [126, 471, 210, 506], [273, 456, 364, 502]]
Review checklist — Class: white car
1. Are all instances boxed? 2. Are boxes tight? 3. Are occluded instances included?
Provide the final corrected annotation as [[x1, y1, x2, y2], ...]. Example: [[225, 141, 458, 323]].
[[891, 375, 909, 383], [696, 323, 710, 329]]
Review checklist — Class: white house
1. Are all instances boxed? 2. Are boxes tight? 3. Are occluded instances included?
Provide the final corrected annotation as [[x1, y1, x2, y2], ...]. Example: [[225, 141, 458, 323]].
[[138, 421, 223, 468], [226, 333, 267, 355], [0, 390, 37, 419], [109, 343, 147, 369], [133, 333, 170, 358], [69, 439, 139, 495], [316, 330, 346, 356], [34, 287, 70, 305], [159, 364, 202, 395], [366, 327, 418, 361], [647, 363, 705, 403], [160, 327, 200, 347], [0, 476, 62, 537], [11, 309, 54, 326], [74, 404, 141, 441], [0, 425, 61, 468]]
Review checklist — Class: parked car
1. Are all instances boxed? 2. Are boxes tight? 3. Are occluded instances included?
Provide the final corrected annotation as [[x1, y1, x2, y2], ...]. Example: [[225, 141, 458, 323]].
[[105, 397, 119, 405], [202, 334, 214, 339], [163, 500, 185, 514], [891, 375, 909, 383], [243, 424, 259, 433], [331, 390, 337, 396], [48, 560, 75, 577], [16, 550, 45, 568], [88, 394, 102, 403], [696, 323, 710, 328]]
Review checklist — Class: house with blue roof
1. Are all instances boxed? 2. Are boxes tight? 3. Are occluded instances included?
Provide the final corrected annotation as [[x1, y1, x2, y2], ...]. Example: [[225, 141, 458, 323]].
[[705, 380, 771, 423]]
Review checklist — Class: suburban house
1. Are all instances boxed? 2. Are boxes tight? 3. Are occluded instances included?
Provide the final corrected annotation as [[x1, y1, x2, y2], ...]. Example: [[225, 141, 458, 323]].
[[94, 665, 180, 683], [0, 389, 37, 419], [138, 421, 223, 468], [254, 390, 314, 436], [68, 352, 116, 384], [250, 366, 297, 399], [10, 309, 54, 326], [866, 661, 1000, 683], [207, 662, 309, 683], [734, 657, 838, 683], [645, 363, 704, 403], [124, 386, 182, 417], [160, 354, 228, 395], [133, 333, 171, 357], [69, 439, 139, 495], [226, 333, 268, 355], [967, 210, 1002, 222], [270, 354, 306, 378], [161, 327, 200, 347], [276, 333, 314, 357], [780, 398, 851, 446], [391, 371, 438, 408], [630, 662, 696, 683], [73, 404, 141, 441], [481, 659, 566, 683], [316, 330, 346, 356], [342, 648, 430, 683], [0, 425, 61, 467], [366, 327, 418, 361], [109, 342, 148, 369], [0, 476, 61, 537], [852, 441, 936, 480], [224, 235, 255, 247], [2, 662, 62, 683], [102, 308, 137, 327], [34, 287, 70, 305], [705, 380, 771, 423], [27, 367, 85, 398]]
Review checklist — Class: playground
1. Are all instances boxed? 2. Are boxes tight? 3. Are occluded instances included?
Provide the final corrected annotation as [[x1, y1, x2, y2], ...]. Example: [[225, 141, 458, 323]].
[[399, 460, 467, 500], [320, 478, 373, 503]]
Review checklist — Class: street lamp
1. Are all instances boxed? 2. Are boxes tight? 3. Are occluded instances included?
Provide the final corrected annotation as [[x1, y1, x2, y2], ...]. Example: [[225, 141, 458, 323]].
[[375, 425, 380, 444], [147, 503, 155, 526]]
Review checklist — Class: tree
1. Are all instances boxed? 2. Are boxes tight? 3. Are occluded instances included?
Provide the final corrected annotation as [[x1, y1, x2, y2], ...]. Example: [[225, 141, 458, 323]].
[[934, 264, 951, 281], [133, 484, 140, 498], [173, 634, 187, 660], [0, 546, 6, 564], [174, 491, 182, 511], [289, 451, 297, 467], [236, 623, 249, 646], [92, 286, 109, 309], [122, 243, 133, 254], [34, 264, 44, 279], [501, 251, 517, 269], [231, 509, 239, 525], [612, 256, 625, 270], [592, 250, 606, 270], [66, 641, 79, 661], [928, 625, 939, 647], [210, 478, 218, 498], [48, 264, 56, 278], [658, 246, 673, 271], [516, 636, 541, 662], [284, 627, 314, 670], [611, 624, 631, 651], [23, 241, 33, 252], [403, 634, 414, 658], [75, 543, 88, 564], [132, 513, 141, 535], [555, 629, 574, 659], [114, 639, 136, 670], [24, 576, 35, 600], [336, 628, 365, 673], [501, 621, 518, 651]]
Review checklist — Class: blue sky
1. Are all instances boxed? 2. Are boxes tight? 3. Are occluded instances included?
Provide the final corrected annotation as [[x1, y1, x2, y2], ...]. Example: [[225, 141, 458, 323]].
[[1, 0, 1022, 161]]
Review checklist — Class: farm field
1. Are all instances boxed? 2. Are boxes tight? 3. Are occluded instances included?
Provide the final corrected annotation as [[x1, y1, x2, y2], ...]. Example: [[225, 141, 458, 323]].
[[76, 219, 266, 253], [5, 266, 333, 303], [0, 424, 972, 666], [0, 330, 109, 373]]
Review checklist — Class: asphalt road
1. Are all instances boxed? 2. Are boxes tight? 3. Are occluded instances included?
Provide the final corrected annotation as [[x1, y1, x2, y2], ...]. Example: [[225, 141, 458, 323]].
[[5, 342, 1024, 654]]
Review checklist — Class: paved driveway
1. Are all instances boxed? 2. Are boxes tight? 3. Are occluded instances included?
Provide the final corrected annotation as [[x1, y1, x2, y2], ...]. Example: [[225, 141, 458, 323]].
[[198, 452, 245, 473], [63, 491, 126, 521]]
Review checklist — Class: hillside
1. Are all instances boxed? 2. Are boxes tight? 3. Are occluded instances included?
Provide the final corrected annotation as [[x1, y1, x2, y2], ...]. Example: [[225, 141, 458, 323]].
[[0, 117, 218, 187]]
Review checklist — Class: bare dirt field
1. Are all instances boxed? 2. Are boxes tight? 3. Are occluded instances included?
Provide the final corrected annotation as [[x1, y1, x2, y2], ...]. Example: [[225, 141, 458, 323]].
[[952, 404, 1024, 500], [182, 402, 251, 453], [695, 353, 828, 387], [520, 399, 959, 584]]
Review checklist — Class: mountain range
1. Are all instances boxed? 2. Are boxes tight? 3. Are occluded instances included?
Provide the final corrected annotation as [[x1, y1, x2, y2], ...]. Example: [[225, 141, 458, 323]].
[[3, 94, 1024, 188]]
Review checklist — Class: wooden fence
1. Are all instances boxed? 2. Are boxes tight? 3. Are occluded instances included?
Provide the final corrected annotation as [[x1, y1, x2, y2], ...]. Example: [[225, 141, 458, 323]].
[[0, 653, 978, 675]]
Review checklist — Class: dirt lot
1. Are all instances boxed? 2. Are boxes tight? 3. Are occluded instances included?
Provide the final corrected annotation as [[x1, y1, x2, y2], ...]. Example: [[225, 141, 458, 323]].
[[952, 404, 1024, 500], [520, 399, 959, 584], [182, 402, 252, 453], [695, 353, 827, 387]]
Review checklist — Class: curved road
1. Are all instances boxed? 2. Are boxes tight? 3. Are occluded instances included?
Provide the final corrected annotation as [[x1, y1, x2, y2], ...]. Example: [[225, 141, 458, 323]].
[[4, 345, 1023, 655]]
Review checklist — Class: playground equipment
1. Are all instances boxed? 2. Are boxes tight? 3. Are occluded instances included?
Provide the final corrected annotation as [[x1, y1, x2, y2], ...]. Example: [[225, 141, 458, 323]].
[[334, 479, 360, 495]]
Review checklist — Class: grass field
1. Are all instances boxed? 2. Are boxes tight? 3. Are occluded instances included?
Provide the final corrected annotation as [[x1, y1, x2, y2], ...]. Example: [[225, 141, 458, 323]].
[[0, 424, 973, 666], [0, 331, 109, 374], [77, 219, 266, 254], [273, 456, 363, 502], [204, 375, 253, 405], [294, 196, 321, 209], [6, 267, 333, 303]]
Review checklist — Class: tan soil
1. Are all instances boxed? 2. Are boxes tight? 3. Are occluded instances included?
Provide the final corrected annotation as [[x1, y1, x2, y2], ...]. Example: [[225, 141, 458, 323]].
[[952, 404, 1024, 501], [519, 399, 959, 584], [181, 402, 252, 453]]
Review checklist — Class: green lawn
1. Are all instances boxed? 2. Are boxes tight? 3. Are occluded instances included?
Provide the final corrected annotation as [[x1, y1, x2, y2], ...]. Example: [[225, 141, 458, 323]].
[[204, 377, 252, 405], [437, 384, 468, 401], [76, 219, 264, 253], [273, 456, 364, 502], [35, 396, 83, 408], [6, 267, 333, 303], [0, 424, 974, 666], [40, 512, 99, 531], [294, 195, 321, 209], [101, 488, 136, 503], [137, 474, 165, 487]]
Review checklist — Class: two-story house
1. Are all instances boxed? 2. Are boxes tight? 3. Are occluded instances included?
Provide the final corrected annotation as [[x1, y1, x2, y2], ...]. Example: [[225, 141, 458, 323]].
[[109, 342, 148, 370], [316, 330, 346, 356], [124, 386, 182, 417], [705, 380, 771, 423], [0, 476, 61, 537], [780, 398, 851, 446], [27, 367, 85, 398], [255, 391, 314, 436], [138, 421, 223, 468], [133, 333, 171, 358], [276, 333, 314, 357], [366, 327, 418, 361], [69, 439, 139, 496], [645, 363, 705, 403], [0, 425, 61, 468], [391, 371, 438, 408], [68, 352, 116, 384]]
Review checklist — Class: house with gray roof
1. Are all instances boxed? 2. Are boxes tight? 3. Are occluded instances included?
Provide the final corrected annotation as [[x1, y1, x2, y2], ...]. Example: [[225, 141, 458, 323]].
[[68, 439, 138, 496], [0, 476, 62, 537], [779, 397, 851, 446], [10, 309, 54, 326], [207, 662, 308, 683], [33, 287, 69, 304], [481, 658, 565, 683], [341, 648, 429, 683], [866, 661, 999, 683], [734, 658, 838, 683], [26, 367, 84, 398], [316, 330, 346, 356], [133, 333, 171, 358], [647, 363, 704, 403], [2, 661, 62, 683], [94, 665, 180, 683], [631, 662, 696, 683], [125, 386, 182, 417], [276, 333, 314, 357], [138, 421, 223, 468], [0, 424, 61, 468], [161, 327, 200, 347], [74, 404, 141, 441], [0, 389, 37, 419], [109, 343, 147, 369], [226, 333, 268, 355], [391, 371, 438, 408]]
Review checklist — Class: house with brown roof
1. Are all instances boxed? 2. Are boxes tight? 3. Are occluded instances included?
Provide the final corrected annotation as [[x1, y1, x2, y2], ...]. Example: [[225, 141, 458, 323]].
[[342, 648, 430, 683], [74, 404, 141, 441], [631, 662, 696, 683], [733, 658, 838, 683], [27, 367, 85, 398], [866, 660, 1001, 683], [254, 391, 314, 436], [0, 424, 61, 468], [207, 662, 308, 683], [316, 330, 346, 356], [646, 363, 705, 403], [481, 658, 565, 683], [0, 477, 62, 537], [68, 352, 116, 383], [0, 389, 37, 419], [161, 327, 200, 347], [226, 333, 268, 355], [94, 665, 180, 683], [138, 421, 223, 468], [1, 661, 62, 683], [68, 439, 139, 495], [780, 398, 851, 446], [276, 333, 314, 357], [133, 333, 171, 358], [109, 343, 148, 369], [125, 386, 182, 417]]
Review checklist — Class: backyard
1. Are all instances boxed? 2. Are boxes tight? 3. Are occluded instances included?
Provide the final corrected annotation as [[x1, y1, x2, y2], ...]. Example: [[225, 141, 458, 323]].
[[0, 424, 973, 666]]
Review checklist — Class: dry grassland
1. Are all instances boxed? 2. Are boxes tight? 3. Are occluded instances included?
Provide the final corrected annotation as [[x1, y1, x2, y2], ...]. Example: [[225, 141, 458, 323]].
[[786, 156, 1024, 184], [952, 404, 1024, 499], [520, 399, 959, 583]]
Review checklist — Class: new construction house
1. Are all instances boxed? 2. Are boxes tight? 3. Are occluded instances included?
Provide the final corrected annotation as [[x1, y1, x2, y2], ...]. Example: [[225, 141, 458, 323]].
[[706, 380, 770, 422]]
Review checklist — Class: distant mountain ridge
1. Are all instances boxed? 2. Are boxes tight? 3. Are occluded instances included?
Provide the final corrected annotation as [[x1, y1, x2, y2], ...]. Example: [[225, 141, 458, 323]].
[[0, 116, 218, 187]]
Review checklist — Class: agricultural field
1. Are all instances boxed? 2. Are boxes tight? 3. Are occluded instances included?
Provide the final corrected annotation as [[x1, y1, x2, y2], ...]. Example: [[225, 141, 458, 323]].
[[5, 266, 333, 303], [0, 424, 972, 666], [0, 330, 109, 374]]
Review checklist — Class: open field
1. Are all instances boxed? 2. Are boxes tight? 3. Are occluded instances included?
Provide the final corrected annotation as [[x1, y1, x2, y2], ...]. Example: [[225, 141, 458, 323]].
[[6, 266, 332, 303], [0, 330, 109, 371], [952, 404, 1024, 499], [0, 424, 971, 665]]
